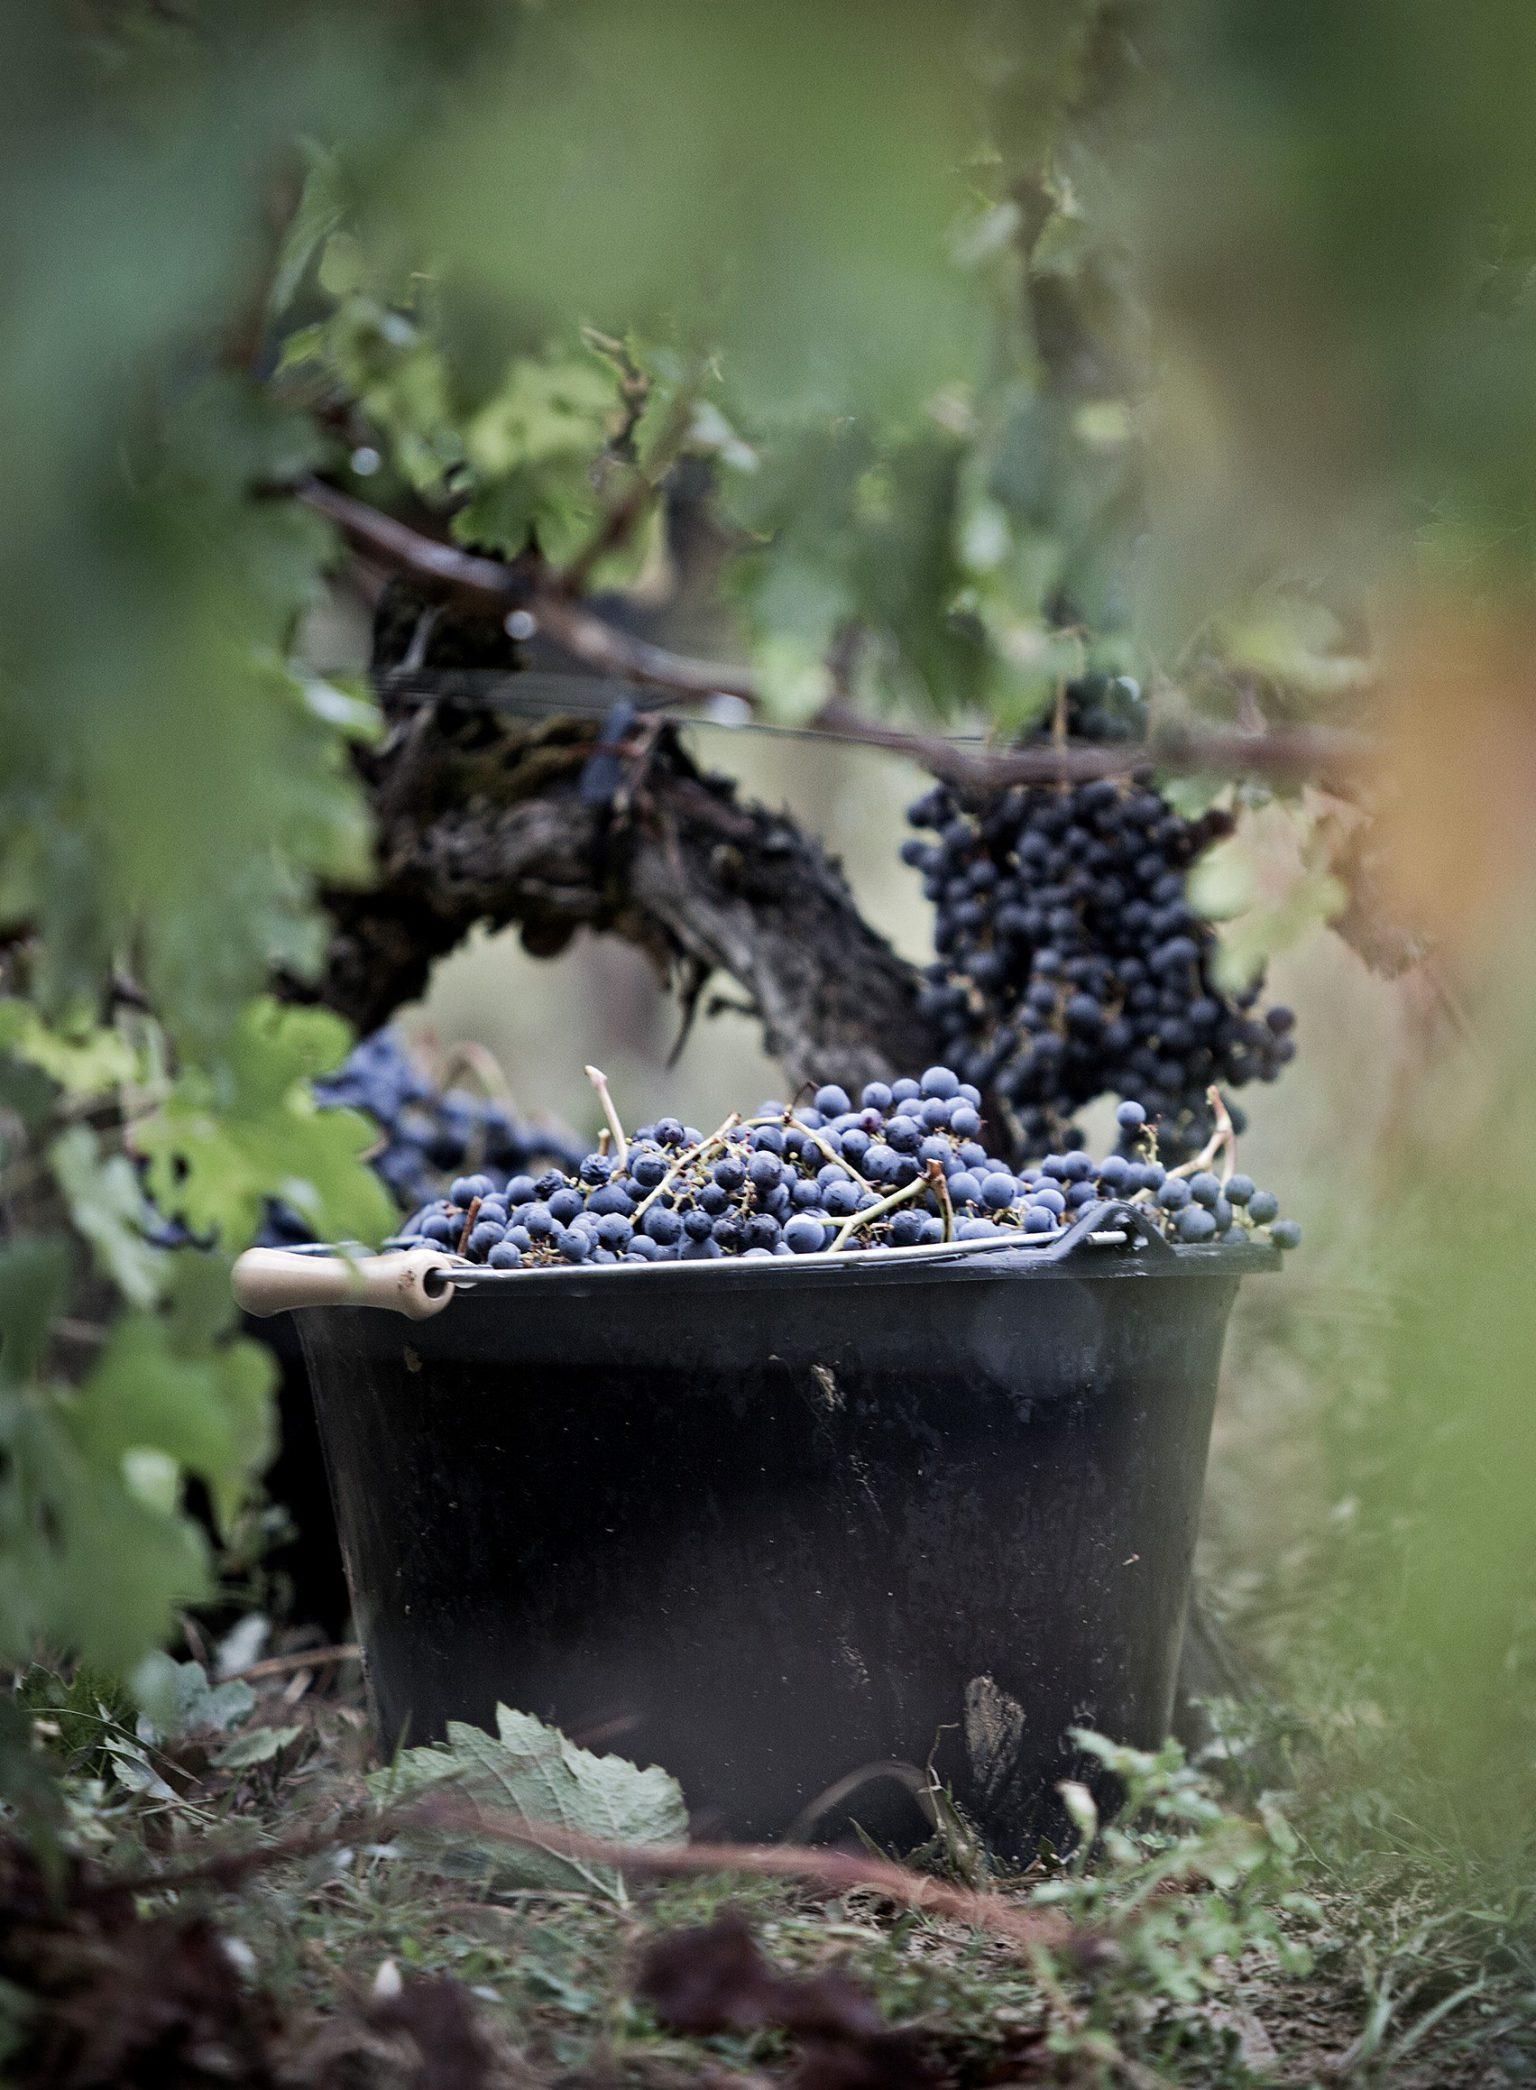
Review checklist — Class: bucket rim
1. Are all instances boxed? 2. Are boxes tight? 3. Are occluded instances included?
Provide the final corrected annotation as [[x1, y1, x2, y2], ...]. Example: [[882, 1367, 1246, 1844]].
[[276, 1197, 1279, 1313]]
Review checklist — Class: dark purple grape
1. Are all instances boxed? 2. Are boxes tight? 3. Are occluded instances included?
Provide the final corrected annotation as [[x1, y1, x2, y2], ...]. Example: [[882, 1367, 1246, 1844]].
[[784, 1212, 829, 1254]]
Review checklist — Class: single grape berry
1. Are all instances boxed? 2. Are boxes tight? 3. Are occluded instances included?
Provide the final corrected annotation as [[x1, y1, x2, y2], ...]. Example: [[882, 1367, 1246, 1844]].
[[748, 1152, 783, 1191], [784, 1212, 828, 1254]]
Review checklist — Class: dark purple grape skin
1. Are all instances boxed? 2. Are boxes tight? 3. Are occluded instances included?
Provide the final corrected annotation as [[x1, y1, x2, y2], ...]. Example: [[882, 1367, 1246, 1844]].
[[397, 1072, 1295, 1275], [899, 676, 1293, 1162]]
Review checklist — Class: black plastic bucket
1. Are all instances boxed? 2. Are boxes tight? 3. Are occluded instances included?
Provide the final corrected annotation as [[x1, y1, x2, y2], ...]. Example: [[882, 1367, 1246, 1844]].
[[286, 1202, 1273, 1855]]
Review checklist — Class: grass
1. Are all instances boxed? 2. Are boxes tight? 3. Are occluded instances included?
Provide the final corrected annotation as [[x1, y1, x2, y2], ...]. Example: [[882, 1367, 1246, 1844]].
[[6, 1652, 1535, 2087]]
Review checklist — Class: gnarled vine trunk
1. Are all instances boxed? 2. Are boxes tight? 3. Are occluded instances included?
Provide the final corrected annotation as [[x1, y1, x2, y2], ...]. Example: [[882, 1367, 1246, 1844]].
[[308, 676, 941, 1095]]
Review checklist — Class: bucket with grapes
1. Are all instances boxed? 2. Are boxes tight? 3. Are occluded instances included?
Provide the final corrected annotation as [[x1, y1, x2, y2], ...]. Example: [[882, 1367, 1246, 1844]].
[[235, 1061, 1296, 1856]]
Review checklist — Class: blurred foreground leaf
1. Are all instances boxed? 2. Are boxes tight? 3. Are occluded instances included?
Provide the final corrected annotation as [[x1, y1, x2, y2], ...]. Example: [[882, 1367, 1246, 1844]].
[[137, 1000, 394, 1250]]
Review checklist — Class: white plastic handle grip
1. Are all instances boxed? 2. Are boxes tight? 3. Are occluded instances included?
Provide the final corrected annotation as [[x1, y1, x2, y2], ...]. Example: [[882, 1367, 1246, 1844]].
[[231, 1247, 457, 1320]]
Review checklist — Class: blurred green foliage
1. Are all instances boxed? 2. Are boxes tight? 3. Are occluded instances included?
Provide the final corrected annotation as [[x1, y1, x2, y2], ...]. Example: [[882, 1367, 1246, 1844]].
[[1309, 984, 1536, 1870], [1122, 0, 1536, 625]]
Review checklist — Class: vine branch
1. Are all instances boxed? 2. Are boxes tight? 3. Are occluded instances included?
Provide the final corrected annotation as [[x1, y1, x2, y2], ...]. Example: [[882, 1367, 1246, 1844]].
[[294, 475, 1373, 796], [308, 704, 941, 1093], [558, 377, 700, 596]]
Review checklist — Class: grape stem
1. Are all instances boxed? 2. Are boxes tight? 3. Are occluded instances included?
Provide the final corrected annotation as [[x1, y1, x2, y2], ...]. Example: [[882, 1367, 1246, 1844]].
[[632, 1111, 742, 1221], [1206, 1087, 1238, 1185], [456, 1195, 484, 1257], [435, 1039, 517, 1111], [789, 1122, 877, 1195], [926, 1157, 956, 1242], [1165, 1088, 1238, 1183], [829, 1173, 928, 1253], [583, 1064, 629, 1167], [1051, 680, 1069, 751], [732, 1111, 878, 1195]]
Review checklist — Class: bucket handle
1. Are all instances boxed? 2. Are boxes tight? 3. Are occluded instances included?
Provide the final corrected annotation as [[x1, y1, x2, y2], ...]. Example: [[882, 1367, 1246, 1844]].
[[1039, 1198, 1178, 1262], [231, 1247, 458, 1321]]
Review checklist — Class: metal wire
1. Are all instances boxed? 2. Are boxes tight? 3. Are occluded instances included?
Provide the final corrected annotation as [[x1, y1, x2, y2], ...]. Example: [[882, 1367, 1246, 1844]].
[[437, 1225, 1134, 1288], [325, 664, 1009, 753]]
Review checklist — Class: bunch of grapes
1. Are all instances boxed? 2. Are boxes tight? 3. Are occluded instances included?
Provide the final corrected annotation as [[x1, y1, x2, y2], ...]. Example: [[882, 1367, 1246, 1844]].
[[259, 1031, 584, 1247], [398, 1069, 1298, 1269], [902, 679, 1295, 1160]]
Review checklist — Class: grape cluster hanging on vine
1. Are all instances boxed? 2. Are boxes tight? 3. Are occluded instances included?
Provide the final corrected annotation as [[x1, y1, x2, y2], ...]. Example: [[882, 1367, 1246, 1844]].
[[903, 678, 1295, 1160]]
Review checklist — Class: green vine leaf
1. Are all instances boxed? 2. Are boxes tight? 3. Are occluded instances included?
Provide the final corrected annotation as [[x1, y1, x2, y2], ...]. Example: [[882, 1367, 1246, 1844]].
[[136, 999, 394, 1250], [371, 1705, 689, 1905], [1190, 808, 1348, 992], [0, 1400, 210, 1677], [132, 1657, 256, 1743], [213, 1724, 303, 1770], [0, 1241, 70, 1387], [50, 1126, 166, 1309], [73, 1309, 274, 1538], [268, 143, 345, 318], [0, 1002, 141, 1098]]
